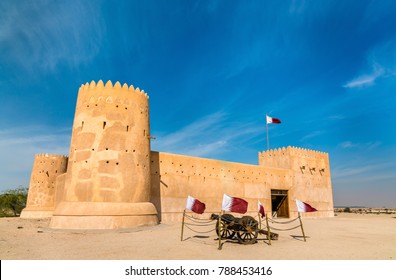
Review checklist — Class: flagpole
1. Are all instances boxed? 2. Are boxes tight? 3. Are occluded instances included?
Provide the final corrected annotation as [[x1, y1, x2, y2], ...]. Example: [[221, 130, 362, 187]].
[[258, 212, 262, 229], [266, 114, 270, 150], [218, 211, 222, 250], [181, 209, 186, 241], [298, 212, 307, 242], [265, 215, 272, 245]]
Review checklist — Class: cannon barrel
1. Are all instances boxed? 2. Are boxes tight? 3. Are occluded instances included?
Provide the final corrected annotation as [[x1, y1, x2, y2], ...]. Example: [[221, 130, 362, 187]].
[[210, 213, 238, 224]]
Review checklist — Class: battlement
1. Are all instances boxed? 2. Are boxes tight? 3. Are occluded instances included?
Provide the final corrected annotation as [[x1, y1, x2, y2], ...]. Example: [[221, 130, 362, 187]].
[[259, 146, 328, 158], [78, 80, 149, 99], [287, 146, 328, 157], [75, 80, 150, 113], [35, 153, 68, 159], [258, 146, 329, 171]]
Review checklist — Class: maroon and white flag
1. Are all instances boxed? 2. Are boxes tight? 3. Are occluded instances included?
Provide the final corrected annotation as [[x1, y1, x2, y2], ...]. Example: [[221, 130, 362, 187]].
[[266, 115, 281, 124], [222, 194, 248, 214], [296, 199, 317, 213], [258, 200, 265, 218], [186, 195, 206, 214]]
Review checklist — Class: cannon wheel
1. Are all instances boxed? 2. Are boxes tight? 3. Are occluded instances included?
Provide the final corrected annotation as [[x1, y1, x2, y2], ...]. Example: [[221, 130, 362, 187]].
[[216, 214, 235, 239], [237, 216, 258, 244]]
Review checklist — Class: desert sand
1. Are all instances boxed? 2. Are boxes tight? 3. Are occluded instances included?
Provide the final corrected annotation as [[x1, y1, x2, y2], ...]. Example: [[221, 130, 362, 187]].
[[1, 213, 395, 260]]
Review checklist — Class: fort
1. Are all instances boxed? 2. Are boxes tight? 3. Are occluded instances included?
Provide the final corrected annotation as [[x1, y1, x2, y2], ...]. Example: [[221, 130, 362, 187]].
[[21, 80, 334, 229]]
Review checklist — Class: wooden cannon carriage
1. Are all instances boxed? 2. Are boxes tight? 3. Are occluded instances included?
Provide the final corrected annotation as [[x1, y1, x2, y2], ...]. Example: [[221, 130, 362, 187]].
[[211, 213, 278, 244]]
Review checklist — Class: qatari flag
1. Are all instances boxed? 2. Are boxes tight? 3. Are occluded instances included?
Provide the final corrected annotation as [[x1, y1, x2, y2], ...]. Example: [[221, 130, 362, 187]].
[[186, 195, 206, 214], [222, 194, 248, 214], [296, 199, 317, 213], [258, 200, 265, 218], [266, 115, 281, 124]]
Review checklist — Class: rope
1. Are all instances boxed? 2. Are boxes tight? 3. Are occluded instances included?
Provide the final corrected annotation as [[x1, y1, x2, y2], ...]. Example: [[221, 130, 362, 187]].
[[184, 214, 214, 224], [182, 212, 217, 234], [268, 225, 302, 231], [184, 224, 216, 234], [267, 217, 299, 224], [184, 221, 216, 227]]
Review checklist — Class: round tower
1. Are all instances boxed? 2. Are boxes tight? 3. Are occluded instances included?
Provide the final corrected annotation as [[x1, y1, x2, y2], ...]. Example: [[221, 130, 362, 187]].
[[21, 154, 68, 218], [50, 80, 158, 229]]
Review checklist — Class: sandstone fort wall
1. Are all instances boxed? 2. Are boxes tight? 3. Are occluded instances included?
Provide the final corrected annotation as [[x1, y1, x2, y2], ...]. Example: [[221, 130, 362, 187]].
[[151, 149, 333, 222], [259, 147, 334, 215], [22, 80, 334, 229], [49, 81, 157, 229], [20, 154, 68, 218], [62, 80, 151, 203]]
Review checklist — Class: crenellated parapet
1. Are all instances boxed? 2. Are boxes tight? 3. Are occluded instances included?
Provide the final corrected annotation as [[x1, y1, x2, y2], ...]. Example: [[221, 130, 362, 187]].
[[259, 146, 327, 158], [78, 80, 149, 97], [30, 153, 69, 177], [35, 153, 69, 159], [258, 147, 291, 169], [72, 80, 149, 135], [76, 80, 148, 111], [286, 146, 327, 157], [258, 146, 330, 174]]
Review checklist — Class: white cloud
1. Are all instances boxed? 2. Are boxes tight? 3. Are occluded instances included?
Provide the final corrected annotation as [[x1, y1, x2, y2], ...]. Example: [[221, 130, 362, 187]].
[[0, 126, 70, 192], [327, 114, 346, 120], [339, 141, 381, 150], [343, 38, 396, 90], [300, 130, 324, 142], [343, 65, 384, 88], [339, 141, 355, 149], [151, 111, 262, 158], [0, 1, 104, 74], [332, 160, 395, 181]]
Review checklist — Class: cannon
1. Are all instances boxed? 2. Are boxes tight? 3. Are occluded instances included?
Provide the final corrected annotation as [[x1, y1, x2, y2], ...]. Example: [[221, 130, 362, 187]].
[[211, 213, 278, 244]]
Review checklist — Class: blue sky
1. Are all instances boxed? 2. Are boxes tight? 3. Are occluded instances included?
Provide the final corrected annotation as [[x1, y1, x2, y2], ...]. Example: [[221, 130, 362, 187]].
[[0, 0, 395, 207]]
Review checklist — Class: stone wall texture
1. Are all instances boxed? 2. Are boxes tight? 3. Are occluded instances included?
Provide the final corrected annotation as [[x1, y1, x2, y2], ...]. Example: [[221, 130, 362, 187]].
[[20, 154, 68, 218]]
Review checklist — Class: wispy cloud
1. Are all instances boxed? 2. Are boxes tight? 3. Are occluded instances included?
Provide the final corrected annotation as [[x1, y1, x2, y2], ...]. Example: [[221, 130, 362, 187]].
[[0, 126, 70, 190], [300, 130, 325, 142], [0, 1, 104, 74], [343, 64, 384, 88], [332, 160, 395, 180], [327, 114, 346, 120], [151, 111, 262, 159], [339, 141, 356, 149], [339, 141, 381, 150]]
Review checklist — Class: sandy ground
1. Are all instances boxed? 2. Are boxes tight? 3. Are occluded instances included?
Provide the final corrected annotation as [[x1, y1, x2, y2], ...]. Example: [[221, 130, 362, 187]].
[[0, 213, 395, 260]]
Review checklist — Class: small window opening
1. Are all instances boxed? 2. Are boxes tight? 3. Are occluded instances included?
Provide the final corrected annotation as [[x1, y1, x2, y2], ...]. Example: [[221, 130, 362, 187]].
[[103, 121, 106, 129]]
